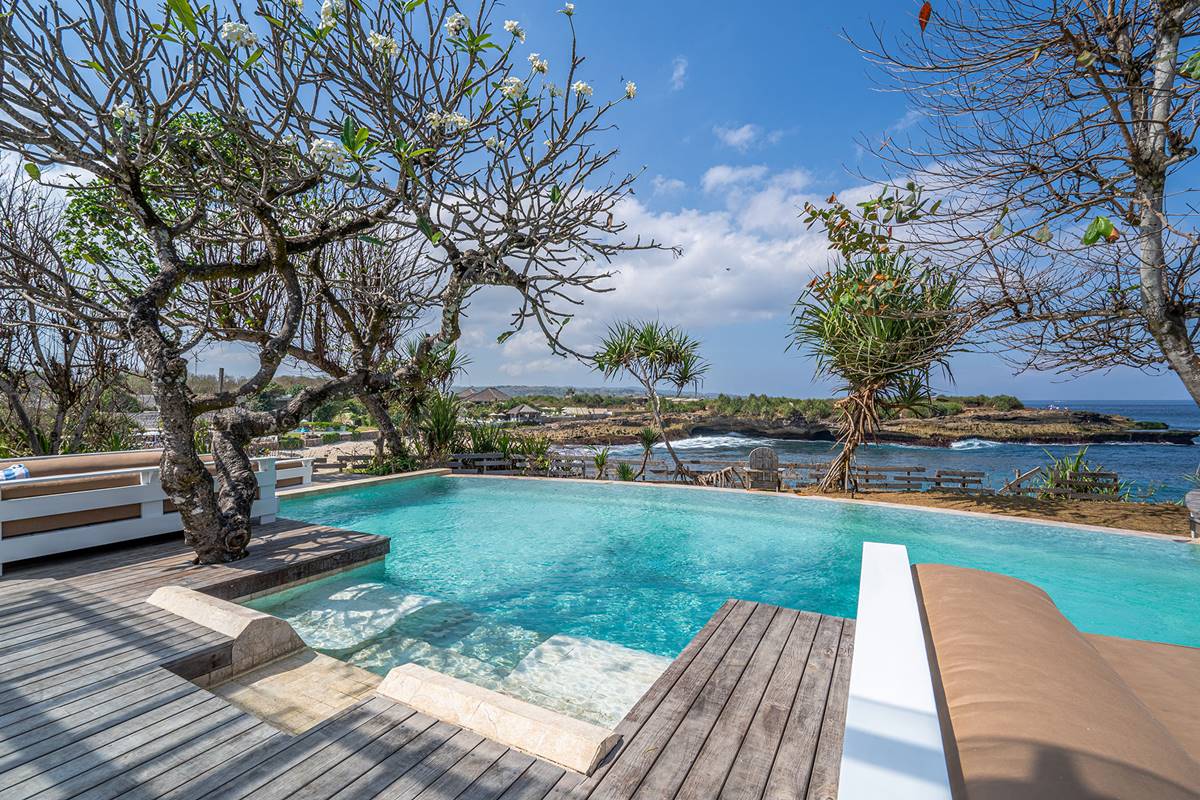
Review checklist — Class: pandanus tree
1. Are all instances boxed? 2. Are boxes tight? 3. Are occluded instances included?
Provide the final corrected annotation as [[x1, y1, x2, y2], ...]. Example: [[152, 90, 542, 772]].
[[0, 0, 660, 563], [634, 426, 661, 479], [792, 188, 970, 492], [593, 321, 708, 480]]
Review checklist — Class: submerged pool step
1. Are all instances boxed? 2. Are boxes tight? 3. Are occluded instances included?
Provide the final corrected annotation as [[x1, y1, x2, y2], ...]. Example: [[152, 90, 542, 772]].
[[500, 634, 672, 727]]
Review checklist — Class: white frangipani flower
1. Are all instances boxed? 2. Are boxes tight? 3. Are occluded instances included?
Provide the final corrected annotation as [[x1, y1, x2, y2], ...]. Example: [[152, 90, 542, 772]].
[[309, 137, 347, 168], [561, 3, 575, 16], [445, 12, 468, 35], [427, 110, 469, 132], [503, 20, 525, 42], [571, 80, 592, 97], [500, 76, 526, 99], [547, 83, 563, 98], [219, 21, 258, 49], [318, 0, 344, 30], [282, 0, 302, 9], [111, 102, 137, 123], [625, 81, 637, 99], [527, 53, 548, 74], [367, 30, 401, 58]]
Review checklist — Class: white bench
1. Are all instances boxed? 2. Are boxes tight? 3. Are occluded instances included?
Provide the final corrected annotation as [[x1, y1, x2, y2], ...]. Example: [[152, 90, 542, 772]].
[[0, 455, 298, 574]]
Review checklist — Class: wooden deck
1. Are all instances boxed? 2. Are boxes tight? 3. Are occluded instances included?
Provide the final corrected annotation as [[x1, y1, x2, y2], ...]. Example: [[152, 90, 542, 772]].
[[0, 524, 853, 800], [571, 600, 854, 800]]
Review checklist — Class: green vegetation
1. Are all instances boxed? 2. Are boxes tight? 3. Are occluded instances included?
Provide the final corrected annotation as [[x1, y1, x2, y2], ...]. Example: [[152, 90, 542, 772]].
[[1035, 448, 1130, 501], [590, 445, 611, 479], [593, 320, 709, 479], [792, 185, 968, 491]]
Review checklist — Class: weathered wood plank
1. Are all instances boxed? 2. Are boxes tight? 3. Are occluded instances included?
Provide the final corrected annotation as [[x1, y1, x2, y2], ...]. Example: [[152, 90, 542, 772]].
[[584, 600, 758, 800], [671, 607, 802, 800], [325, 721, 461, 800], [457, 750, 538, 800], [762, 616, 846, 800], [805, 619, 855, 800], [631, 604, 784, 798], [715, 612, 821, 799]]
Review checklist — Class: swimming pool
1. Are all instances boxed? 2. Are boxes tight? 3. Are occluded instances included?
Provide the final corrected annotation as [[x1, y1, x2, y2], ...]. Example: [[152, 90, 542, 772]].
[[252, 475, 1200, 724]]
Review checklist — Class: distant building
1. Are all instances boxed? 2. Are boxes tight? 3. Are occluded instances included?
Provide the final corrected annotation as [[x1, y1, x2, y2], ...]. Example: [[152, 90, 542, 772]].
[[457, 387, 513, 404], [501, 403, 544, 423], [561, 406, 612, 418]]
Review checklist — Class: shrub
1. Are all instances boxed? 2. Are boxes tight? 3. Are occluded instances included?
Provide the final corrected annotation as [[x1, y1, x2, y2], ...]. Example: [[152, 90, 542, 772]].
[[320, 432, 340, 445], [617, 463, 636, 481], [278, 435, 303, 449]]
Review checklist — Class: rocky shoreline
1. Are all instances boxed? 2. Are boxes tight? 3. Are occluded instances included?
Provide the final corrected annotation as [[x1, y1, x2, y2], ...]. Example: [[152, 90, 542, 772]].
[[536, 408, 1199, 448]]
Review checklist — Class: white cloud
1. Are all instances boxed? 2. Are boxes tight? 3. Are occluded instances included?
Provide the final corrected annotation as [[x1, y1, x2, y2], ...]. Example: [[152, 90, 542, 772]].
[[651, 174, 686, 195], [700, 164, 768, 192], [888, 108, 923, 133], [670, 57, 688, 91], [713, 123, 786, 152], [453, 167, 874, 382], [713, 123, 760, 151]]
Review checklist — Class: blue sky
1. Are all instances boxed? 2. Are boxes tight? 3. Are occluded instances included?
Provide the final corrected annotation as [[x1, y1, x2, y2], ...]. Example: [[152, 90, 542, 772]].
[[209, 0, 1195, 402]]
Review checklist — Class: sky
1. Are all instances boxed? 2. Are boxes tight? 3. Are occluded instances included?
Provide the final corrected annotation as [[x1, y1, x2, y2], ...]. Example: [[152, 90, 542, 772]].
[[203, 0, 1196, 402]]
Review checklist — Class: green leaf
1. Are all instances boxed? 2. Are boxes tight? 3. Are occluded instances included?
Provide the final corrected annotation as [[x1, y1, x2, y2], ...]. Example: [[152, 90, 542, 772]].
[[243, 47, 264, 69], [550, 184, 561, 204], [496, 330, 514, 344], [1081, 215, 1116, 246], [23, 162, 40, 180], [263, 14, 284, 27], [358, 234, 387, 246], [166, 0, 197, 36], [76, 59, 108, 76], [1182, 52, 1200, 80], [417, 216, 442, 244], [198, 41, 230, 65], [1075, 50, 1096, 68], [340, 115, 357, 150]]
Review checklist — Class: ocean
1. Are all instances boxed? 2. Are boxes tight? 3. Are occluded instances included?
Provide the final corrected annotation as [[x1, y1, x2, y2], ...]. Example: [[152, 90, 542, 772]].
[[608, 400, 1200, 502]]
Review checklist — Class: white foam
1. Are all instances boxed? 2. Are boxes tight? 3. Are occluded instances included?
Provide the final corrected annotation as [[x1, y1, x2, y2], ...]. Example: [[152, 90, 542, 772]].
[[949, 438, 1002, 450], [501, 634, 671, 727]]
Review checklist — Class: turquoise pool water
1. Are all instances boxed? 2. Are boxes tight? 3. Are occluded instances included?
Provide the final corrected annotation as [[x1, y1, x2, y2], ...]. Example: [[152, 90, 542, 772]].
[[259, 476, 1199, 720]]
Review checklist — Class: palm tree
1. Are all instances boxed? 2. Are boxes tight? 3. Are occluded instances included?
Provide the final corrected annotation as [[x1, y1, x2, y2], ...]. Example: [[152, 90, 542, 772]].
[[594, 321, 709, 480], [635, 426, 661, 479], [790, 253, 966, 492]]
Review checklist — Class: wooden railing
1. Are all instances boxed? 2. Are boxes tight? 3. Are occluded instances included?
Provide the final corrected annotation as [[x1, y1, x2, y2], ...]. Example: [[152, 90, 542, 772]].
[[445, 451, 1128, 501]]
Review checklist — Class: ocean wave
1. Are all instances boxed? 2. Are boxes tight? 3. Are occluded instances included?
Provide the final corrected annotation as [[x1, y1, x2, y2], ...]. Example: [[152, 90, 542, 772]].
[[665, 434, 777, 451], [950, 439, 1003, 451]]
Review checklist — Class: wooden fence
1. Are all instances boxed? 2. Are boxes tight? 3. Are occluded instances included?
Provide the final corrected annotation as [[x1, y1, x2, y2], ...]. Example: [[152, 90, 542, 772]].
[[446, 451, 1127, 501]]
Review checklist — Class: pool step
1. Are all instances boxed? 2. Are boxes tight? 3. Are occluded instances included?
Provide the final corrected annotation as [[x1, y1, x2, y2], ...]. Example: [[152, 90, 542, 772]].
[[500, 635, 672, 727], [253, 575, 440, 653]]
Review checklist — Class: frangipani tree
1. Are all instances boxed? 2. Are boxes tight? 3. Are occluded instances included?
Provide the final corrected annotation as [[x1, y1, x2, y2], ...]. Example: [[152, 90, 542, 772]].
[[0, 0, 657, 562], [858, 1, 1200, 404], [593, 321, 708, 480], [793, 187, 970, 492]]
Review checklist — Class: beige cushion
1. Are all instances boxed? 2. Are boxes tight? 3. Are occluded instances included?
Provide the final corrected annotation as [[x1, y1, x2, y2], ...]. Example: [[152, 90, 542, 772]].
[[0, 450, 163, 478], [1087, 634, 1200, 760], [914, 563, 1200, 800]]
